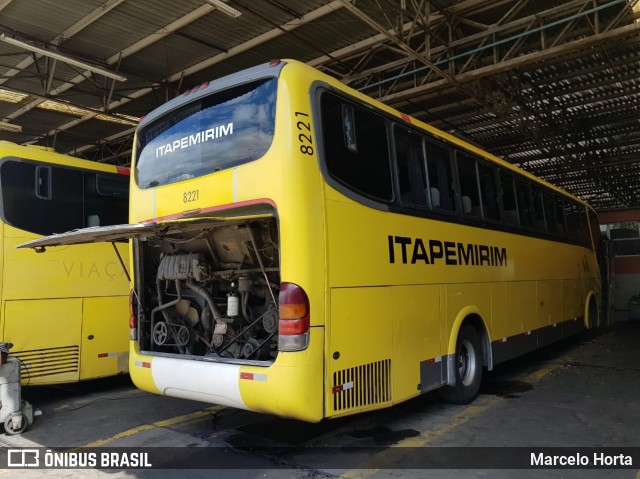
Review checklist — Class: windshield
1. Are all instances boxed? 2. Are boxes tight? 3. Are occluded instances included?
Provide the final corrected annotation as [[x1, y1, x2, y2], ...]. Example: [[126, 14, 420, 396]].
[[135, 77, 277, 188]]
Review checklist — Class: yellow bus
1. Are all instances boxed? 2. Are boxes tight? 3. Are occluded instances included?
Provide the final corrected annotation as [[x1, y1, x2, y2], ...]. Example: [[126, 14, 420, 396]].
[[21, 60, 603, 422], [1, 141, 130, 385]]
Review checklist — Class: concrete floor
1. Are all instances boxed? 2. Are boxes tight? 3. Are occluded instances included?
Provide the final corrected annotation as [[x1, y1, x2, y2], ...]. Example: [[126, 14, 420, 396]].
[[1, 322, 639, 479]]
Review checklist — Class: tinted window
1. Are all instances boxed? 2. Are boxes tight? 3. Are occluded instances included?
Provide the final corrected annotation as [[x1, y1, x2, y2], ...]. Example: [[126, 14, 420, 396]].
[[0, 159, 128, 236], [515, 178, 533, 228], [425, 141, 455, 211], [136, 78, 277, 188], [531, 185, 546, 232], [35, 165, 51, 199], [564, 202, 589, 245], [499, 171, 518, 225], [321, 92, 392, 201], [542, 192, 557, 234], [564, 201, 582, 241], [395, 127, 428, 208], [96, 174, 128, 197], [556, 196, 567, 236], [85, 173, 129, 227], [456, 152, 481, 218], [478, 163, 499, 221]]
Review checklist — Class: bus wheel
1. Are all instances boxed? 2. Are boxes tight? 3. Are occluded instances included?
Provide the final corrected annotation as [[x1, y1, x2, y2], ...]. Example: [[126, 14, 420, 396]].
[[439, 324, 483, 405]]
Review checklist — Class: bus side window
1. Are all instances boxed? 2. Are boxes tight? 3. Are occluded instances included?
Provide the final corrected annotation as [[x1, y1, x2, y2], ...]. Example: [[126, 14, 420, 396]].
[[425, 141, 455, 212], [394, 127, 428, 208], [564, 200, 586, 242], [477, 162, 500, 221], [84, 173, 129, 227], [565, 201, 577, 240], [0, 160, 83, 235], [35, 165, 51, 200], [50, 165, 84, 233], [543, 191, 559, 235], [499, 170, 519, 226], [579, 205, 590, 245], [456, 152, 481, 218], [556, 196, 568, 236], [588, 208, 600, 250], [342, 104, 358, 153], [515, 178, 533, 229], [531, 185, 546, 232], [321, 93, 392, 202]]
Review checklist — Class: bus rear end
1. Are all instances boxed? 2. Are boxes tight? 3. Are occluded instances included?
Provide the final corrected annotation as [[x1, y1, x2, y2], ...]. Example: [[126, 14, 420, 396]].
[[126, 61, 325, 421]]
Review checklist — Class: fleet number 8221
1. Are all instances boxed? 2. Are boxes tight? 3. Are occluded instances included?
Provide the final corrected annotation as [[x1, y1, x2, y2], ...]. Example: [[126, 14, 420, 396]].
[[183, 190, 199, 203]]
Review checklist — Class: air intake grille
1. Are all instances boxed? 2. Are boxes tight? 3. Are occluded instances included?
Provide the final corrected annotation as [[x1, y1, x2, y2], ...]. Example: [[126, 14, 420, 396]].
[[13, 346, 80, 379], [332, 359, 391, 412]]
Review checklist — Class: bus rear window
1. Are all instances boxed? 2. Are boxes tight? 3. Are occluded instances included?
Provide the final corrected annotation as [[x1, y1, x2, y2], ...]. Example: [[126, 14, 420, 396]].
[[136, 78, 277, 188]]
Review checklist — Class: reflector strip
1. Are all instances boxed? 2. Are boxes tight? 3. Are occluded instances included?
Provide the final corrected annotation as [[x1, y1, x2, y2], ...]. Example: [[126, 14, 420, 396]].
[[181, 208, 201, 217], [332, 381, 354, 394], [428, 356, 442, 364], [401, 113, 412, 123], [240, 372, 267, 382], [499, 338, 508, 343], [97, 352, 118, 358], [134, 361, 151, 368]]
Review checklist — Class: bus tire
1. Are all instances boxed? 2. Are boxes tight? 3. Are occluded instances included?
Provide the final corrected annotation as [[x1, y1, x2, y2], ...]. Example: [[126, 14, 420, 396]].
[[439, 324, 483, 405]]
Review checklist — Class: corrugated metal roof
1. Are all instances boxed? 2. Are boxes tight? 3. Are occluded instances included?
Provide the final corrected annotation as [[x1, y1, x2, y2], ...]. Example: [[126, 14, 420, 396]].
[[0, 0, 638, 209]]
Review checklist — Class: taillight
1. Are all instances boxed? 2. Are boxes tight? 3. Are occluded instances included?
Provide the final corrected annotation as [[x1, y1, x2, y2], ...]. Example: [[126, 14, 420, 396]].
[[115, 165, 130, 176], [278, 282, 310, 351]]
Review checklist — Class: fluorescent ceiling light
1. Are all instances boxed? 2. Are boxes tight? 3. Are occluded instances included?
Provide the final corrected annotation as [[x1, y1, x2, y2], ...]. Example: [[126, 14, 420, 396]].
[[0, 89, 28, 103], [0, 34, 127, 82], [0, 121, 22, 133], [206, 0, 242, 18], [37, 99, 138, 126], [0, 87, 138, 126]]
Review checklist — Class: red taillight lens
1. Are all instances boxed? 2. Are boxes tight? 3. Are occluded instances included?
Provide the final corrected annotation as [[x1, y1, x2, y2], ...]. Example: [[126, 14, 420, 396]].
[[279, 317, 310, 335], [278, 282, 310, 335], [115, 165, 130, 176], [279, 282, 309, 319]]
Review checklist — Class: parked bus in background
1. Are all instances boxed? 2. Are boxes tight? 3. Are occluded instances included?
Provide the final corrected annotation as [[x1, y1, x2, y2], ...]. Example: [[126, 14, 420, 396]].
[[21, 60, 604, 422], [1, 141, 130, 385]]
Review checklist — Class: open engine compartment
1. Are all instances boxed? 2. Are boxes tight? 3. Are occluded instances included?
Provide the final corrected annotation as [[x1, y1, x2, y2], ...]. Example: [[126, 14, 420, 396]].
[[133, 217, 280, 363]]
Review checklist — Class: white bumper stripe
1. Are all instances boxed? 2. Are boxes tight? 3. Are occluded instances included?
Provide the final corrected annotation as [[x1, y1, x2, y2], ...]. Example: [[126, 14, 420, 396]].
[[151, 356, 247, 410]]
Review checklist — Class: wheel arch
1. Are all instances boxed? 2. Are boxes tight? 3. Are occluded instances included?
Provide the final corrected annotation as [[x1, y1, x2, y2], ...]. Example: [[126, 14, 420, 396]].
[[447, 307, 493, 386], [584, 291, 600, 329]]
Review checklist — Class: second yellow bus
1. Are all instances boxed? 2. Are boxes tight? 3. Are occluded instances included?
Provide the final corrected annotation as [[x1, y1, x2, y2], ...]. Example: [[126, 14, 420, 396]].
[[2, 141, 130, 385]]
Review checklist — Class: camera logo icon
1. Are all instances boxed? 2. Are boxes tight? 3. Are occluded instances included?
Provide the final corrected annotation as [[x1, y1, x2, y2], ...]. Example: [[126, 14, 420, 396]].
[[7, 449, 40, 467]]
